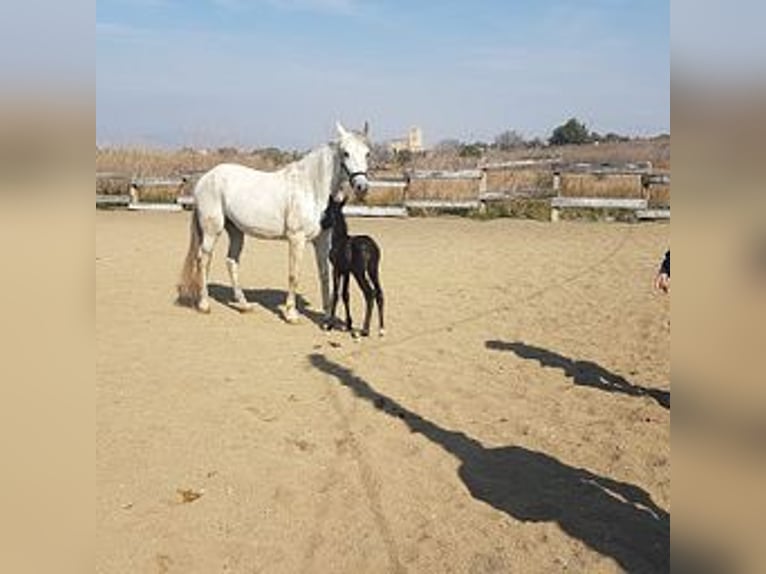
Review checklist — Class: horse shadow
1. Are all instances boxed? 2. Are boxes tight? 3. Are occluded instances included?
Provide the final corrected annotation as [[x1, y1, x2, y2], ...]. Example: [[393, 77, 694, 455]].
[[486, 340, 670, 409], [309, 353, 670, 573], [207, 283, 326, 326]]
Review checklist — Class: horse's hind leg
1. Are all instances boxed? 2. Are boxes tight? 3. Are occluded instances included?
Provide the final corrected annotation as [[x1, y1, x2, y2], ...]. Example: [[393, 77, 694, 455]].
[[197, 213, 224, 313], [225, 219, 251, 311], [368, 259, 385, 336]]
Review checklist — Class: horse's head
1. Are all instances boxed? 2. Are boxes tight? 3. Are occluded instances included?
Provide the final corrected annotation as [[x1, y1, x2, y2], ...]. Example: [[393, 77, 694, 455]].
[[336, 121, 371, 201]]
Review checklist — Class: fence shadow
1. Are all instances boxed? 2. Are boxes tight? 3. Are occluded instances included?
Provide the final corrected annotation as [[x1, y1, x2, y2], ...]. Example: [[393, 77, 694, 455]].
[[208, 283, 325, 326], [309, 353, 670, 573], [486, 340, 670, 409]]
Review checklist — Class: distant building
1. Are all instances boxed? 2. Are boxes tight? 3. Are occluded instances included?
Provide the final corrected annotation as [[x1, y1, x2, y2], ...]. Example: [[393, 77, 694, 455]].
[[389, 127, 423, 153]]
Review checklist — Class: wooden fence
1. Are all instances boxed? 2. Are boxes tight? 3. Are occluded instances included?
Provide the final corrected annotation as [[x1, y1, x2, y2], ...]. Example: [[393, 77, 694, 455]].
[[96, 160, 669, 220]]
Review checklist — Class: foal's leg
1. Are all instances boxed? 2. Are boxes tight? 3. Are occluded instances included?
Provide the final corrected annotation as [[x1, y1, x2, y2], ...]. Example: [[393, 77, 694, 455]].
[[351, 267, 375, 337], [368, 261, 385, 336], [225, 219, 250, 310], [341, 272, 353, 332], [325, 265, 342, 330], [285, 232, 306, 324], [197, 213, 224, 313]]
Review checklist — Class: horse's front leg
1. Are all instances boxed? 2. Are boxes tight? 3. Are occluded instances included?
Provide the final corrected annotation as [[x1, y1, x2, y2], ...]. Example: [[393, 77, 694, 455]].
[[285, 232, 307, 324], [312, 231, 332, 320]]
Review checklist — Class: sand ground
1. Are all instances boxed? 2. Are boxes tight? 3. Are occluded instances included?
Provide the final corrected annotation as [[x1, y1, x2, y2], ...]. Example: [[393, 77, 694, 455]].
[[97, 211, 670, 573]]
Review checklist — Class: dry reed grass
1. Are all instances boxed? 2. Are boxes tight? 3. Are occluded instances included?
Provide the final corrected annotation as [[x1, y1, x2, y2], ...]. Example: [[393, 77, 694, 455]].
[[96, 138, 670, 206], [96, 147, 292, 178], [485, 168, 554, 195], [406, 178, 479, 201], [559, 173, 644, 198], [647, 183, 671, 207], [359, 186, 407, 206]]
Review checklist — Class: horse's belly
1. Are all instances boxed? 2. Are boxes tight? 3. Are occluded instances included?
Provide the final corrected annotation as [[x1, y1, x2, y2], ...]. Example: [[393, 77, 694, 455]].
[[228, 210, 286, 239], [224, 192, 287, 238]]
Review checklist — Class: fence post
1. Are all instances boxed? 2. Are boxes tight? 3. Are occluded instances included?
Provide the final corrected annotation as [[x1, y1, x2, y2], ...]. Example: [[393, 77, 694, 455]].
[[129, 183, 139, 205], [478, 168, 488, 214]]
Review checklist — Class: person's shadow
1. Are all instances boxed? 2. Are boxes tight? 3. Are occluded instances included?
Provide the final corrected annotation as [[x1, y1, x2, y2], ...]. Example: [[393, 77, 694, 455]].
[[208, 283, 325, 326], [486, 340, 670, 409], [309, 353, 670, 573]]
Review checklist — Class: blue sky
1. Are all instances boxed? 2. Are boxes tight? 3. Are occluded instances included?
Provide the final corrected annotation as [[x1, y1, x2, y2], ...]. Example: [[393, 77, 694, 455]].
[[97, 0, 669, 149]]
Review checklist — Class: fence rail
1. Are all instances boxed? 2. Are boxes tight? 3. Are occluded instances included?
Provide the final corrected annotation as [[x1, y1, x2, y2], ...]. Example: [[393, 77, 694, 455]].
[[407, 169, 483, 180]]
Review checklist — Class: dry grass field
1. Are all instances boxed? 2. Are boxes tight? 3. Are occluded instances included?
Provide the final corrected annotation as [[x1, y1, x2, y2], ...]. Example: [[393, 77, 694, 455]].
[[97, 211, 670, 573], [96, 138, 670, 179]]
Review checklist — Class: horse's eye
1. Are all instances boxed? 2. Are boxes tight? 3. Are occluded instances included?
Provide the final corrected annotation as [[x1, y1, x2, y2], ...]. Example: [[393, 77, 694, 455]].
[[343, 151, 350, 158]]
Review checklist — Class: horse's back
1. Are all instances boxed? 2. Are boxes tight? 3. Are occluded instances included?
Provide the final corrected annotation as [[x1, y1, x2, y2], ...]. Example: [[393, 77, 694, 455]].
[[195, 163, 280, 199]]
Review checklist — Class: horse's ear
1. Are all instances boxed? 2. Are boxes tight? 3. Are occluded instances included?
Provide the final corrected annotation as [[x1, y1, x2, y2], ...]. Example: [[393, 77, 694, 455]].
[[363, 121, 369, 138], [336, 121, 348, 139]]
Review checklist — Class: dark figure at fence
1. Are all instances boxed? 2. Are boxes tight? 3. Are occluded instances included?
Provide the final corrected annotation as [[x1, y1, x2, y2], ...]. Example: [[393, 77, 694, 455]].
[[655, 250, 670, 293], [322, 196, 385, 337]]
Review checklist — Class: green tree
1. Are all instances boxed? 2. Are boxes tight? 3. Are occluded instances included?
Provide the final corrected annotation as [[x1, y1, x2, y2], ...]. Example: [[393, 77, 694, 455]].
[[459, 143, 484, 158], [394, 149, 413, 165], [548, 118, 591, 146], [494, 129, 525, 150]]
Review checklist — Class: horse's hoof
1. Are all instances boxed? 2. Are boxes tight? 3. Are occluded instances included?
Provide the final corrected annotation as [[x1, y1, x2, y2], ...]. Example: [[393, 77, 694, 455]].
[[378, 329, 386, 337], [284, 311, 300, 324], [351, 330, 360, 339], [360, 329, 370, 337], [230, 301, 254, 313], [197, 301, 211, 314]]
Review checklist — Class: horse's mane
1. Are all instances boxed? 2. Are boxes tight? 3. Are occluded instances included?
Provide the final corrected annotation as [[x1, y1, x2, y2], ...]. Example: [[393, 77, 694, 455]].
[[283, 143, 342, 201]]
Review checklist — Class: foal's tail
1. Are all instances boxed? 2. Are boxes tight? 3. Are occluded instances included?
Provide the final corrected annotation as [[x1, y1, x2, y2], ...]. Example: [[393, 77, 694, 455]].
[[176, 208, 203, 307]]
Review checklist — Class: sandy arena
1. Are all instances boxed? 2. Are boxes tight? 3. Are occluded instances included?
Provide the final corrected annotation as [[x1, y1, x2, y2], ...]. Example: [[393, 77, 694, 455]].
[[97, 211, 670, 573]]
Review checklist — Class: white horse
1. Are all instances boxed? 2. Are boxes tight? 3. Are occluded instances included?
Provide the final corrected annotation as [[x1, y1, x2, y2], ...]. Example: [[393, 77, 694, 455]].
[[177, 122, 371, 324]]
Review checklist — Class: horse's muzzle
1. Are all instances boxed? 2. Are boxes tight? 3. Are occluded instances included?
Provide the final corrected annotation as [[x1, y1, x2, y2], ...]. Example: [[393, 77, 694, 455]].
[[351, 175, 369, 197]]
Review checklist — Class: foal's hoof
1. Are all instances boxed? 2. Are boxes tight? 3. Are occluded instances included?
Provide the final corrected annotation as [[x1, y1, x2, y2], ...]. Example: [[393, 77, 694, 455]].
[[379, 329, 386, 337], [321, 320, 335, 332]]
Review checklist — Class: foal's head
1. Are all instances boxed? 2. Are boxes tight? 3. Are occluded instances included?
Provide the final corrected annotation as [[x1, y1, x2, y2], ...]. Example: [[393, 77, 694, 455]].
[[336, 121, 371, 200]]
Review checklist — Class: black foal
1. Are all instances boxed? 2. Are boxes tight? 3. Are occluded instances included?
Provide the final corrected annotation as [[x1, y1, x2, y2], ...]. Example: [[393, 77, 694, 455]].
[[322, 196, 385, 337]]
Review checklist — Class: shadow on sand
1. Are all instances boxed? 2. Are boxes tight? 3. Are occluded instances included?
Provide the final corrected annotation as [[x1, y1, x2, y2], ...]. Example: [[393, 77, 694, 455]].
[[309, 353, 670, 573], [486, 340, 670, 409], [208, 283, 325, 326]]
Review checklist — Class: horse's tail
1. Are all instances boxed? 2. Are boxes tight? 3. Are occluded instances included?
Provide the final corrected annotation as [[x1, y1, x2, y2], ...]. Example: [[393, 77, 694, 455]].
[[176, 208, 203, 307]]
